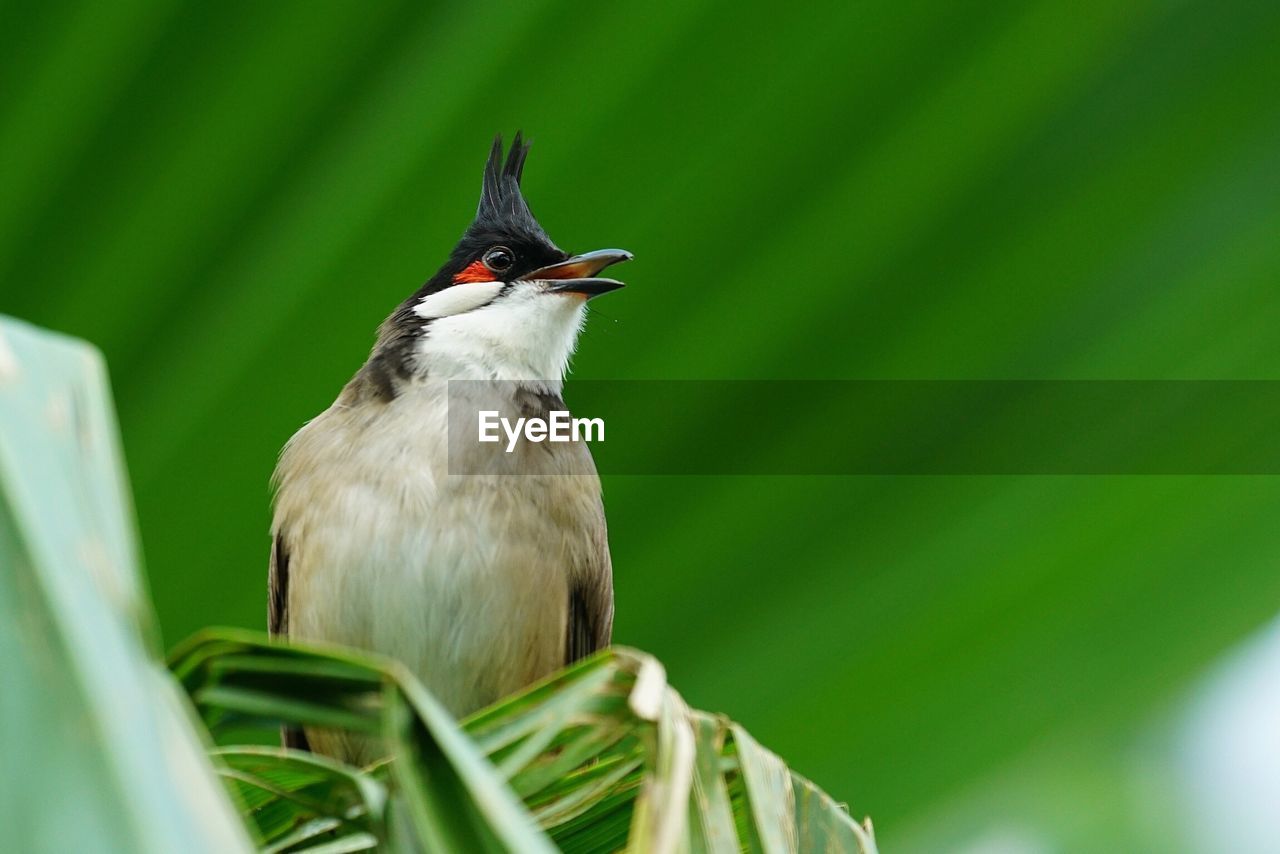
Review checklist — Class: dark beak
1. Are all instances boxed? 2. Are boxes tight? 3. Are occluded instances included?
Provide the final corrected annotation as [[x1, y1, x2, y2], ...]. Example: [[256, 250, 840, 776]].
[[522, 248, 632, 298]]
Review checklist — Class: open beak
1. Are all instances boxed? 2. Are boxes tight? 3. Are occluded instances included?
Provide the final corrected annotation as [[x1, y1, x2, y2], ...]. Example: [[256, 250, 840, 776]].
[[522, 248, 632, 298]]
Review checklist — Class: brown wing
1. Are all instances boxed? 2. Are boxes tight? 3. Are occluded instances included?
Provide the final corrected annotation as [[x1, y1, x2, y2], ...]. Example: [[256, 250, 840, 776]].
[[268, 532, 289, 637], [566, 525, 614, 665], [269, 531, 310, 750]]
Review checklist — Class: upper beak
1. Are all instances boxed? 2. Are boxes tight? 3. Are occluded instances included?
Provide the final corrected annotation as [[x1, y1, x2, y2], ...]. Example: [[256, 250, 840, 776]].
[[521, 248, 632, 298]]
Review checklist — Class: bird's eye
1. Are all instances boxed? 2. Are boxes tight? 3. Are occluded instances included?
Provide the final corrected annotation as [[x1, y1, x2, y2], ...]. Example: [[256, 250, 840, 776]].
[[483, 246, 514, 273]]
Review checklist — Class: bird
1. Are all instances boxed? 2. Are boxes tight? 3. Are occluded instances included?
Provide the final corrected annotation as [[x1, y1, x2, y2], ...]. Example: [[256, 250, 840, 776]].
[[268, 133, 629, 764]]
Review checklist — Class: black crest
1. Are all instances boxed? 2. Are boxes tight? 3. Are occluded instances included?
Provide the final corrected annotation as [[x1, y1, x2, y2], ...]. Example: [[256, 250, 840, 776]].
[[473, 132, 550, 243]]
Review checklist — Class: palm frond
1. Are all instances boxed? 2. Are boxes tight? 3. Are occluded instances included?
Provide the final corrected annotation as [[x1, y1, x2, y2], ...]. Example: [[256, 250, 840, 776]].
[[172, 629, 876, 853], [0, 316, 251, 852]]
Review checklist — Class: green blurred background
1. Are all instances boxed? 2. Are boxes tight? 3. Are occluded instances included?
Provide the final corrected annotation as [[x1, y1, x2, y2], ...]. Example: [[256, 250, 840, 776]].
[[4, 0, 1279, 849]]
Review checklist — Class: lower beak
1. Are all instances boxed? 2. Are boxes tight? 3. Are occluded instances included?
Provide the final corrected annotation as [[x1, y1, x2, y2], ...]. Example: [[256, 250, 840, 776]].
[[522, 248, 632, 298]]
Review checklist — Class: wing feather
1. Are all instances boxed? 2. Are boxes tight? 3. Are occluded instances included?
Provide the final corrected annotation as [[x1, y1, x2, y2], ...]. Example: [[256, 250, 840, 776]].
[[268, 533, 289, 637], [566, 525, 614, 664], [269, 531, 310, 750]]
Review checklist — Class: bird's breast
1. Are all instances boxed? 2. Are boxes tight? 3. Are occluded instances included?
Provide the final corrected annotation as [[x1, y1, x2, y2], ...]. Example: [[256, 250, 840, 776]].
[[275, 385, 602, 721]]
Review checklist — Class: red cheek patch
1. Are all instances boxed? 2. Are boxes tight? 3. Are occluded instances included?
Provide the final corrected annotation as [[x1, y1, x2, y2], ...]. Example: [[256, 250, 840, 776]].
[[453, 260, 495, 283]]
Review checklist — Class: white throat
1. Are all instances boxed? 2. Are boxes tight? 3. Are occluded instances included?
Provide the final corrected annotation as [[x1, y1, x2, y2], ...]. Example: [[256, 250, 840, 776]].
[[412, 282, 587, 387]]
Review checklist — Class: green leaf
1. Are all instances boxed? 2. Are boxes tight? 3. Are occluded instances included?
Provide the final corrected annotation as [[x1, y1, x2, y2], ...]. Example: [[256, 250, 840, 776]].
[[0, 316, 250, 852], [212, 746, 386, 847], [170, 631, 556, 852], [174, 628, 875, 853]]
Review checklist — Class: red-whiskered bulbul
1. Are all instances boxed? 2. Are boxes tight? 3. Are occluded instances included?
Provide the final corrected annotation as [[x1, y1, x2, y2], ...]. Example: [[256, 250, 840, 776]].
[[269, 134, 629, 763]]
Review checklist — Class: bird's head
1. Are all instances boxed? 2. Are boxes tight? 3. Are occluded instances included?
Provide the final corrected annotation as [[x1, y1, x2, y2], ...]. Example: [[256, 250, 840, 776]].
[[394, 133, 631, 384]]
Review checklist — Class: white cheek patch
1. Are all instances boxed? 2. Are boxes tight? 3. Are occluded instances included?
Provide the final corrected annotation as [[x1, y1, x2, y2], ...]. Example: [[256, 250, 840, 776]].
[[413, 281, 504, 319]]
